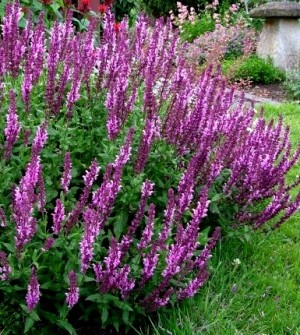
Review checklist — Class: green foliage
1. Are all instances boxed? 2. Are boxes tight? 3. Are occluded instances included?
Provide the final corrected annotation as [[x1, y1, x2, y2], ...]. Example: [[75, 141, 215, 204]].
[[141, 0, 176, 18], [224, 55, 285, 84], [113, 0, 139, 22], [223, 34, 247, 60], [180, 15, 215, 42], [20, 0, 64, 25], [284, 71, 300, 101]]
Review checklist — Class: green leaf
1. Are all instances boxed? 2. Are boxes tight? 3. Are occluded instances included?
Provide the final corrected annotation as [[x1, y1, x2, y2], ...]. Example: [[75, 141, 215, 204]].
[[211, 193, 222, 202], [40, 310, 57, 324], [30, 310, 40, 322], [32, 1, 43, 10], [50, 3, 60, 11], [59, 305, 69, 319], [122, 310, 130, 325], [45, 176, 53, 186], [20, 304, 29, 313], [113, 300, 133, 311], [18, 17, 27, 29], [112, 317, 120, 332], [24, 317, 35, 333], [40, 282, 53, 290], [57, 320, 77, 335], [101, 306, 108, 324], [3, 242, 15, 253], [113, 212, 128, 239], [86, 294, 102, 303], [83, 276, 95, 283], [210, 203, 221, 215], [32, 249, 39, 262]]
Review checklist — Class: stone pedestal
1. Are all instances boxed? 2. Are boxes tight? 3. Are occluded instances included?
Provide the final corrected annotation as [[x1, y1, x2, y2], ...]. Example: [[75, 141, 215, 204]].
[[257, 18, 300, 70], [250, 2, 300, 71]]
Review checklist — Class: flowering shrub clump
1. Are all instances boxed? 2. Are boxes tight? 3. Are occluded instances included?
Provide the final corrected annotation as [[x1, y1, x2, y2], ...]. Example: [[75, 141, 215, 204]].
[[0, 2, 299, 334], [172, 0, 257, 66]]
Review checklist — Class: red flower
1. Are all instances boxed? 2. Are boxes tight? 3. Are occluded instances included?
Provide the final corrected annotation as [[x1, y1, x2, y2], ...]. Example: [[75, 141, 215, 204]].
[[114, 22, 121, 33], [40, 0, 53, 4], [104, 0, 113, 6], [99, 4, 109, 13], [63, 0, 72, 6], [21, 6, 29, 14], [78, 0, 90, 12]]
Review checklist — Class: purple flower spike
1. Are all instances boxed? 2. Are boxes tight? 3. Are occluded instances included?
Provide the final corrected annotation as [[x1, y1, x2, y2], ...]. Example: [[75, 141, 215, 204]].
[[32, 122, 48, 157], [177, 270, 209, 300], [65, 270, 79, 309], [83, 159, 100, 187], [41, 237, 55, 252], [0, 208, 6, 227], [120, 180, 154, 253], [117, 265, 135, 298], [0, 251, 11, 281], [80, 208, 101, 273], [4, 90, 21, 160], [61, 152, 72, 193], [138, 203, 156, 250], [52, 199, 65, 235], [66, 159, 100, 231], [26, 267, 40, 311]]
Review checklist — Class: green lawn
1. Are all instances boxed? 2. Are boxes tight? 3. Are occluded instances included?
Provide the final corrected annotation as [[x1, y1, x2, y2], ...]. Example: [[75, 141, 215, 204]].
[[141, 103, 300, 335]]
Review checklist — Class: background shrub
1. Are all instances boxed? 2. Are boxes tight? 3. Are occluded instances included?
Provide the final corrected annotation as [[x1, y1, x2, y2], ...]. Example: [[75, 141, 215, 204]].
[[223, 55, 285, 84], [284, 71, 300, 101]]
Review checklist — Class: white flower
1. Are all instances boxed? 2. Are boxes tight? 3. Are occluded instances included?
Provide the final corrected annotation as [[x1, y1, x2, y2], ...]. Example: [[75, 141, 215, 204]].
[[233, 258, 241, 266]]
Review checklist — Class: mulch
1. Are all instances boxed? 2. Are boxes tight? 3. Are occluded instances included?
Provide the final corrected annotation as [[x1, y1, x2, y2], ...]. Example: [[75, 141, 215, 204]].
[[243, 82, 289, 103]]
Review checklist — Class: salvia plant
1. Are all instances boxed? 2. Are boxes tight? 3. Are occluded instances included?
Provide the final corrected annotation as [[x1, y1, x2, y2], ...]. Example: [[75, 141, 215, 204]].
[[0, 2, 299, 334]]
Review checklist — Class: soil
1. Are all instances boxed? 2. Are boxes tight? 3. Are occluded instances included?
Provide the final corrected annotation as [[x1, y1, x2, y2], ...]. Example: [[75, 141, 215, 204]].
[[243, 82, 289, 103]]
